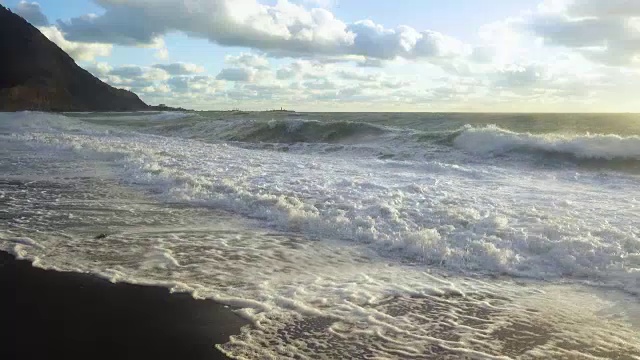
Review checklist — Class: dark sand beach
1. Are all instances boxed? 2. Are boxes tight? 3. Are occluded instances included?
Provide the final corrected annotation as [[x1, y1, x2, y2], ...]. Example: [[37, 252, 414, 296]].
[[0, 251, 248, 360]]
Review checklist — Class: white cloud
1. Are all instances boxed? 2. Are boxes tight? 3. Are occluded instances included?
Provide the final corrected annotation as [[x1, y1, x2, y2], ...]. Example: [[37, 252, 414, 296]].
[[569, 0, 640, 17], [276, 67, 297, 80], [56, 0, 470, 64], [13, 1, 48, 26], [141, 84, 170, 94], [336, 69, 380, 82], [155, 47, 169, 60], [88, 64, 170, 89], [86, 62, 114, 78], [302, 78, 336, 90], [216, 67, 256, 82], [46, 0, 640, 111], [139, 38, 170, 59], [491, 64, 547, 89], [216, 52, 274, 82], [379, 79, 411, 89], [302, 0, 336, 9], [275, 60, 328, 80], [470, 46, 496, 64], [225, 53, 270, 70], [38, 26, 112, 62], [126, 55, 420, 109], [356, 58, 385, 68], [57, 0, 352, 51], [272, 60, 412, 92], [167, 75, 223, 93], [348, 20, 469, 59], [109, 65, 146, 78], [518, 0, 640, 66], [153, 63, 204, 75]]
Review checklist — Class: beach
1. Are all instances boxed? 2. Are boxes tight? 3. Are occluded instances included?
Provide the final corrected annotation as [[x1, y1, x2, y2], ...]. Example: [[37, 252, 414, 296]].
[[0, 250, 248, 360]]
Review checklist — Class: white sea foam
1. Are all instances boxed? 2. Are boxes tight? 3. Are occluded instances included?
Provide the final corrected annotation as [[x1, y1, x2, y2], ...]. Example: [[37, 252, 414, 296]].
[[454, 124, 640, 160], [2, 111, 640, 359], [13, 118, 640, 293], [141, 246, 181, 269], [0, 235, 44, 249]]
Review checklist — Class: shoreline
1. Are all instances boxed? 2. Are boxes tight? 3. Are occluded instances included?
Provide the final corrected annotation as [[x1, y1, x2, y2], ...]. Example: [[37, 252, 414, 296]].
[[0, 250, 248, 360]]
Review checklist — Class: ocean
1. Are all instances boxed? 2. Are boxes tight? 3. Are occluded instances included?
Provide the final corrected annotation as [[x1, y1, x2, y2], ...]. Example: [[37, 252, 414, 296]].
[[2, 111, 640, 358]]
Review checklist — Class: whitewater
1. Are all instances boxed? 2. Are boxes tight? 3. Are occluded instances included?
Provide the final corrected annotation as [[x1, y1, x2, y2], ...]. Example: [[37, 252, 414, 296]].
[[1, 111, 640, 359]]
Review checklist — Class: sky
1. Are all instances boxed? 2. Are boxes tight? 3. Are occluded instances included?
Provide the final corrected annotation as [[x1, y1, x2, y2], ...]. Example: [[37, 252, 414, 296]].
[[3, 0, 640, 112]]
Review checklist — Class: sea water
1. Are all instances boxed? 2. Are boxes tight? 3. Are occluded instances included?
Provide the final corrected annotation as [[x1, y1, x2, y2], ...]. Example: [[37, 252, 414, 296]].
[[1, 111, 639, 358]]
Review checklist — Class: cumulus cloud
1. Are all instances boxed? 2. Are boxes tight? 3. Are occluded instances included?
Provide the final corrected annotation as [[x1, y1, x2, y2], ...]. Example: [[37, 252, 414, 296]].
[[109, 65, 146, 78], [141, 84, 171, 94], [87, 62, 113, 76], [347, 20, 469, 59], [13, 1, 49, 26], [302, 78, 336, 90], [47, 0, 638, 111], [276, 67, 297, 80], [302, 0, 336, 9], [568, 0, 640, 17], [491, 64, 547, 89], [153, 63, 205, 75], [167, 75, 223, 93], [39, 26, 112, 61], [336, 69, 380, 82], [220, 82, 294, 102], [213, 53, 274, 82], [378, 79, 412, 89], [88, 64, 170, 89], [226, 53, 270, 69], [275, 60, 328, 80], [155, 47, 169, 60], [356, 58, 385, 67], [216, 67, 256, 82], [521, 0, 640, 66], [57, 0, 353, 51], [56, 0, 469, 63], [271, 60, 414, 94], [470, 46, 496, 64]]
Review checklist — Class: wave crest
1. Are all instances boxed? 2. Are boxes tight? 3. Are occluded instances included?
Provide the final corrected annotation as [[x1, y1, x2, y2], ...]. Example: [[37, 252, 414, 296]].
[[222, 119, 392, 144], [453, 125, 640, 161]]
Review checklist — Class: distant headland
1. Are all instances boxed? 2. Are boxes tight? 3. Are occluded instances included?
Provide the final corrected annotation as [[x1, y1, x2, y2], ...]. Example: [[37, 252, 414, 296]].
[[149, 104, 191, 112], [266, 107, 296, 113]]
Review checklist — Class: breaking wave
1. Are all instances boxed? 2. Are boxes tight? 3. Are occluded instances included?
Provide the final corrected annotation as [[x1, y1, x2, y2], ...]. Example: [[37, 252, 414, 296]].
[[155, 117, 640, 163], [207, 118, 393, 144], [179, 119, 640, 170], [5, 112, 640, 171], [453, 124, 640, 161]]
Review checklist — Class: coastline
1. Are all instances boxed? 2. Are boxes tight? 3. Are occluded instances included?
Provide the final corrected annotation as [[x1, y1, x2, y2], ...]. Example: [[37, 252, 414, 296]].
[[0, 250, 248, 360]]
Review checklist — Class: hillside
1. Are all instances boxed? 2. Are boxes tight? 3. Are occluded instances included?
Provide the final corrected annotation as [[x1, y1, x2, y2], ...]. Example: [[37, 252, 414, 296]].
[[0, 5, 148, 112]]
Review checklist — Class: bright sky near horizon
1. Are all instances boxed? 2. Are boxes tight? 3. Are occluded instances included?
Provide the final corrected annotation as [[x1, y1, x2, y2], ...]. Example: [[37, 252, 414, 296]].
[[4, 0, 640, 112]]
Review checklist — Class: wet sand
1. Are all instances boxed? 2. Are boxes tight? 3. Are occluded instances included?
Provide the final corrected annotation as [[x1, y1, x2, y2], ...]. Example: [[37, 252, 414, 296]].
[[0, 251, 248, 360]]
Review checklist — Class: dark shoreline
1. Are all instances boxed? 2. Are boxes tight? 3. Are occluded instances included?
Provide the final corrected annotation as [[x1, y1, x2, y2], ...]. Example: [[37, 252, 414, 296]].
[[0, 250, 248, 360]]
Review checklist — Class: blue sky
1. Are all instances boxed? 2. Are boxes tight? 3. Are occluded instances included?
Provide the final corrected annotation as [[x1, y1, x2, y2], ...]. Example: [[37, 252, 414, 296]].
[[4, 0, 640, 111]]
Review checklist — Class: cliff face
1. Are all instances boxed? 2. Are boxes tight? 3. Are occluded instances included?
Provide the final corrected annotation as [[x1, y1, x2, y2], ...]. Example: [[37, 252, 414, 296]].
[[0, 5, 148, 112]]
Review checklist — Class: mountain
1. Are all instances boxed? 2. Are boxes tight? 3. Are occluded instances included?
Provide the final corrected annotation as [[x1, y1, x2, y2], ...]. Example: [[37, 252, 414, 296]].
[[0, 5, 148, 112]]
